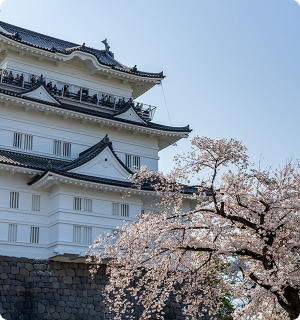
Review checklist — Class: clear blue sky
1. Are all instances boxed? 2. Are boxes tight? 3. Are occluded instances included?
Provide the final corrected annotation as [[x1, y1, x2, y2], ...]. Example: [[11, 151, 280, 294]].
[[1, 0, 300, 173]]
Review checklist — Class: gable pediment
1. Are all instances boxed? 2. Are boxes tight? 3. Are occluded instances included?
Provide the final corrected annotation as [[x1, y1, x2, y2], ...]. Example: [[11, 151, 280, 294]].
[[115, 107, 146, 124], [69, 146, 130, 180], [22, 86, 61, 105]]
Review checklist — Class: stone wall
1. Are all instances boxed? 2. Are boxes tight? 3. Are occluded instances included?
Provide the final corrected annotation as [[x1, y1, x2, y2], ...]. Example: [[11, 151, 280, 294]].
[[0, 256, 210, 320]]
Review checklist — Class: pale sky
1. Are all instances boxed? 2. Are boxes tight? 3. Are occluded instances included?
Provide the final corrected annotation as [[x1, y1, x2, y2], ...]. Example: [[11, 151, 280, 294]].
[[0, 0, 299, 174]]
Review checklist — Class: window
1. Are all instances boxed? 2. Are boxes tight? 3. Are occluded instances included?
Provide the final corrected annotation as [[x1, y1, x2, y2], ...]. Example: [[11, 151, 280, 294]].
[[30, 226, 39, 244], [112, 203, 119, 216], [121, 204, 129, 217], [53, 140, 61, 156], [83, 227, 92, 244], [73, 197, 82, 211], [125, 154, 131, 169], [63, 142, 71, 157], [73, 197, 92, 212], [13, 133, 22, 148], [84, 199, 92, 212], [8, 224, 17, 242], [141, 209, 145, 215], [53, 140, 71, 157], [24, 134, 33, 150], [113, 203, 129, 217], [10, 191, 19, 209], [132, 156, 140, 170], [73, 226, 81, 243], [32, 195, 41, 212], [125, 154, 140, 170], [73, 225, 92, 244], [13, 133, 33, 150]]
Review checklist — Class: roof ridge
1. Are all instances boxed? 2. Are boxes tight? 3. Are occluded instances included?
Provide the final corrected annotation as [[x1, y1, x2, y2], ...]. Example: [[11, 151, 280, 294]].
[[0, 20, 79, 48], [0, 21, 165, 78]]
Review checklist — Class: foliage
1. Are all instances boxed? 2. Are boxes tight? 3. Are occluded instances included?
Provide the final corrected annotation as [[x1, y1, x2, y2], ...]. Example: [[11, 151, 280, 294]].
[[216, 294, 234, 320], [88, 136, 300, 320]]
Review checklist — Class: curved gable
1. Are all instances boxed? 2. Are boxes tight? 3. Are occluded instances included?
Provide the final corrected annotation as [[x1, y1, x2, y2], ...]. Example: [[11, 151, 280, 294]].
[[69, 146, 130, 180], [22, 85, 61, 105], [114, 106, 146, 124]]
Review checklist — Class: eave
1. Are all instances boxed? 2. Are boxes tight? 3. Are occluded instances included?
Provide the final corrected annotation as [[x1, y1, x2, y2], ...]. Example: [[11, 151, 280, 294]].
[[0, 93, 190, 150], [30, 171, 157, 197], [0, 163, 41, 176]]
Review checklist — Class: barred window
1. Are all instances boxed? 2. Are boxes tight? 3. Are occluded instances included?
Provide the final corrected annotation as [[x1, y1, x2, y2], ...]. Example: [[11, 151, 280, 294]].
[[84, 199, 92, 212], [132, 156, 140, 170], [73, 226, 92, 244], [83, 227, 92, 244], [10, 191, 19, 209], [32, 195, 41, 212], [30, 226, 39, 244], [53, 140, 71, 157], [73, 226, 81, 243], [125, 154, 140, 170], [121, 204, 129, 217], [13, 133, 22, 148], [112, 203, 119, 216], [73, 197, 82, 211], [63, 142, 71, 157], [24, 134, 33, 150], [53, 140, 61, 156], [125, 154, 131, 169], [8, 224, 17, 242]]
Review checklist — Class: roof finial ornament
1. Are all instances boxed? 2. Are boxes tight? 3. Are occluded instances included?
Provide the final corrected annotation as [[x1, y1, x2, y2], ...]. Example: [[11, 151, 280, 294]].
[[101, 38, 110, 52], [130, 65, 137, 73], [103, 134, 109, 143]]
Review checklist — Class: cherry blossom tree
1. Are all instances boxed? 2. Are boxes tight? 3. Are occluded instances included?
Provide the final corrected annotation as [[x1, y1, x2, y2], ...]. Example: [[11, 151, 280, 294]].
[[88, 136, 300, 320]]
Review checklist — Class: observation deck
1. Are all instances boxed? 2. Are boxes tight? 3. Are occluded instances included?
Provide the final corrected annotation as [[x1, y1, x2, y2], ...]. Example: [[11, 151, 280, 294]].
[[0, 69, 157, 121]]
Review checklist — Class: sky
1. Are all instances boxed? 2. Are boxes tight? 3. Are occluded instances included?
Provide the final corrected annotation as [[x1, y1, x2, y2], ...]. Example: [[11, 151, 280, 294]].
[[0, 0, 299, 174]]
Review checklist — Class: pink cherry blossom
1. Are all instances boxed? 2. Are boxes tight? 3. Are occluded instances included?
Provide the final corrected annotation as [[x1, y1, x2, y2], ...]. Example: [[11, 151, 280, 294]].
[[88, 136, 300, 320]]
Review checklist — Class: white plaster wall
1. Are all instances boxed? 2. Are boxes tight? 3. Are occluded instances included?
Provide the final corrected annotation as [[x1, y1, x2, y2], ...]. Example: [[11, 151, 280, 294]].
[[0, 170, 147, 260], [0, 105, 159, 170]]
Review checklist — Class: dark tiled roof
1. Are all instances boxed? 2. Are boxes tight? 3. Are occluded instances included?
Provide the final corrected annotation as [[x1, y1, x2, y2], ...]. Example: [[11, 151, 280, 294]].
[[0, 21, 164, 79], [0, 149, 197, 194], [59, 134, 133, 174], [0, 149, 68, 170], [0, 88, 191, 133], [28, 169, 144, 189]]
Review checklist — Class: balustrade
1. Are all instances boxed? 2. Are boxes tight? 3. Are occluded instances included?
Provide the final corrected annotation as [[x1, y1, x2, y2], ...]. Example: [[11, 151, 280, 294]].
[[0, 69, 156, 121]]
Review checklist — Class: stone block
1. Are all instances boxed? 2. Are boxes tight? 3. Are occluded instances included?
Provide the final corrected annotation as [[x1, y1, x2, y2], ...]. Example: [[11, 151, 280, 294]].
[[11, 267, 19, 275], [75, 269, 83, 277], [16, 286, 25, 292], [66, 268, 75, 277], [59, 270, 67, 277], [63, 276, 72, 284], [0, 273, 8, 279]]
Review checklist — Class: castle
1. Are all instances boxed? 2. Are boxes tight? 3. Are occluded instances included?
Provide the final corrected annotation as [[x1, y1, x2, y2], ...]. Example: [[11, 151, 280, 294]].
[[0, 21, 191, 263]]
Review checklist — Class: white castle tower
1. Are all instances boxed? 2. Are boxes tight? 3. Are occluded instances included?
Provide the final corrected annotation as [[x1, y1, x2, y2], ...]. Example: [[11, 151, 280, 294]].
[[0, 21, 191, 262]]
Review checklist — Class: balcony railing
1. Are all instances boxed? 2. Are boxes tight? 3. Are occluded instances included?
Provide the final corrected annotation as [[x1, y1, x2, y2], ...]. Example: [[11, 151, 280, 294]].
[[0, 70, 156, 121]]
